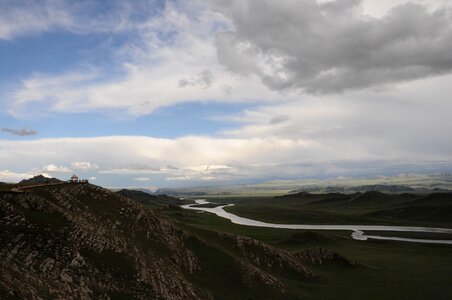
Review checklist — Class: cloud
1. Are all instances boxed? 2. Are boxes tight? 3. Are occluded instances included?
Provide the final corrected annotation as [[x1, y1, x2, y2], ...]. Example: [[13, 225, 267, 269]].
[[0, 0, 74, 40], [1, 128, 38, 136], [0, 170, 35, 182], [99, 165, 161, 175], [2, 0, 452, 186], [71, 161, 98, 170], [0, 0, 151, 40], [6, 0, 452, 119], [0, 125, 451, 185], [41, 164, 71, 173], [212, 0, 452, 93], [9, 1, 289, 117], [5, 73, 451, 184], [361, 0, 449, 17], [269, 115, 289, 125], [178, 69, 215, 88], [222, 73, 452, 163], [134, 177, 151, 182]]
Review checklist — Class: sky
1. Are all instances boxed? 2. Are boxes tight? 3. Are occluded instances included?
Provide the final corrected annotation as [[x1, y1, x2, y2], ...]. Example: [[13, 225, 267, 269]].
[[1, 0, 452, 188]]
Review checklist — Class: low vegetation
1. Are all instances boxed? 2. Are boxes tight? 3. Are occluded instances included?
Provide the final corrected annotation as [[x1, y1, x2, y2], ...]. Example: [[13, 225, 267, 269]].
[[160, 191, 452, 299], [2, 177, 451, 299]]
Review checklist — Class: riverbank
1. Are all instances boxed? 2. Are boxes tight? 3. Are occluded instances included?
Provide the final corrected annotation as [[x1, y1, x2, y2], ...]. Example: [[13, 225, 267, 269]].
[[182, 200, 452, 245]]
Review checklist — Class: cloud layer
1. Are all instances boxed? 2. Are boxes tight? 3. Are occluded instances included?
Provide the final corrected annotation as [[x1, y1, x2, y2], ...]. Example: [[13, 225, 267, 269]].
[[214, 0, 452, 93], [7, 0, 452, 117], [8, 1, 287, 117], [1, 127, 451, 184], [1, 0, 452, 186]]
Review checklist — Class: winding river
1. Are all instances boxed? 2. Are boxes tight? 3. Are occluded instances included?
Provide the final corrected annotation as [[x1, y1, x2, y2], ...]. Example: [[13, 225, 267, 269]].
[[182, 200, 452, 245]]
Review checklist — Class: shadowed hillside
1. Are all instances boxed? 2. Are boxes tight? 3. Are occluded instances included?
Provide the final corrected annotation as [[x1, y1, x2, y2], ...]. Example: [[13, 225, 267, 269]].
[[19, 175, 62, 185], [116, 188, 194, 207], [0, 183, 351, 299]]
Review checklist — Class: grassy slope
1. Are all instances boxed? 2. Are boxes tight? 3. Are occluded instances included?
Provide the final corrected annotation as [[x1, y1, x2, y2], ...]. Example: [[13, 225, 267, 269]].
[[219, 193, 452, 228], [2, 184, 333, 299], [161, 194, 452, 300]]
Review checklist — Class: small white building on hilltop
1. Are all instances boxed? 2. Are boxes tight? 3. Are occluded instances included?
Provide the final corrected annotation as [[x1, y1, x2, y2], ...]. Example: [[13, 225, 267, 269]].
[[68, 175, 88, 183]]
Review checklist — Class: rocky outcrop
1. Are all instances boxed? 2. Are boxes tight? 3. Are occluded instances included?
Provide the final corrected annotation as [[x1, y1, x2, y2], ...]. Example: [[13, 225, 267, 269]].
[[0, 184, 208, 299]]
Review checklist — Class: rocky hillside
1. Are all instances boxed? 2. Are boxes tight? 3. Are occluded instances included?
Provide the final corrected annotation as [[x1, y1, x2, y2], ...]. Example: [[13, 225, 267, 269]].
[[0, 183, 350, 299]]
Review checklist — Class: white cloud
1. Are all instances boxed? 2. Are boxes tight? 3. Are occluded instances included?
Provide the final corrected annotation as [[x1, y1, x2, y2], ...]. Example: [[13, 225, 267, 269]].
[[2, 0, 452, 186], [9, 1, 289, 117], [99, 166, 161, 175], [0, 0, 146, 40], [187, 165, 232, 172], [9, 0, 452, 118], [134, 177, 151, 182], [71, 161, 98, 170], [41, 164, 71, 173], [0, 170, 34, 182], [0, 1, 74, 40], [361, 0, 450, 17], [0, 128, 451, 185], [221, 73, 452, 161]]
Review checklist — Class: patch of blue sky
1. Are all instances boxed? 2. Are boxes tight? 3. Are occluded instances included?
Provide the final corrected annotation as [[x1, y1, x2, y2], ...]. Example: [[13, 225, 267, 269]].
[[81, 0, 166, 21], [0, 0, 169, 85], [0, 30, 133, 83], [0, 102, 254, 140]]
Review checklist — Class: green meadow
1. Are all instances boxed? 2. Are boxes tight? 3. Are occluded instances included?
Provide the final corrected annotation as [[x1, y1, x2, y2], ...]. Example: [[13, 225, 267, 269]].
[[160, 192, 452, 299]]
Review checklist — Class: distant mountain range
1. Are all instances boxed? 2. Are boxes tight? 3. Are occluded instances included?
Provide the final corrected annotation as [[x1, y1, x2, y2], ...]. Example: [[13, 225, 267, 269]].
[[289, 184, 450, 194], [155, 173, 452, 197]]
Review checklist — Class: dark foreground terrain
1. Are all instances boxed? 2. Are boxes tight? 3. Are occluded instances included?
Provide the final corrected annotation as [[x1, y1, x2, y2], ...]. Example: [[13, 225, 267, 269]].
[[0, 183, 353, 299], [2, 180, 452, 299]]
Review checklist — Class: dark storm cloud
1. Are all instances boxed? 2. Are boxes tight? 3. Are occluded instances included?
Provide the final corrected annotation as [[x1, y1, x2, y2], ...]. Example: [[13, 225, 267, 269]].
[[1, 128, 38, 136], [213, 0, 452, 93]]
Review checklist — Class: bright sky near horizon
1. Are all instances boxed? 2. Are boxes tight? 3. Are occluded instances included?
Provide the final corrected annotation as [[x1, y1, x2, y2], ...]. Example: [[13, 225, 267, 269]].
[[1, 0, 452, 188]]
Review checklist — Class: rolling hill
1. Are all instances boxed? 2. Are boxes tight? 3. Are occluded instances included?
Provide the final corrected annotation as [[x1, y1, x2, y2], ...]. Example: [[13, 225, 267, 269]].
[[0, 182, 350, 299], [116, 188, 194, 207]]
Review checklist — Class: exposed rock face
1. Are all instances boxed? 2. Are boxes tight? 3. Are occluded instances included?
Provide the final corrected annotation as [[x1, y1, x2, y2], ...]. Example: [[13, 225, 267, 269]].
[[0, 184, 206, 299], [0, 183, 349, 299]]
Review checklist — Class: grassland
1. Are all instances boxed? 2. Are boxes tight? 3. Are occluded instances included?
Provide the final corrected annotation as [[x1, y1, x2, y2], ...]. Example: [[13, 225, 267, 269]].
[[216, 192, 452, 228], [159, 192, 452, 299]]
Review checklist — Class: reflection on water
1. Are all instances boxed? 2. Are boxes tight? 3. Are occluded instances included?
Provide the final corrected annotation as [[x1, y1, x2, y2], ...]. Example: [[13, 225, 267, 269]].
[[182, 200, 452, 245]]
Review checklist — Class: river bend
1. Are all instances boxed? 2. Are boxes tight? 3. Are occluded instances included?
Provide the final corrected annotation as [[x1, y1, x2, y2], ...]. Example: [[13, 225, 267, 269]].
[[182, 200, 452, 245]]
